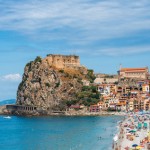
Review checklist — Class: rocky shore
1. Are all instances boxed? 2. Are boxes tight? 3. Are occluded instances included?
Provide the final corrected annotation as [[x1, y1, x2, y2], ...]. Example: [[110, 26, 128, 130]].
[[0, 105, 126, 117], [0, 106, 9, 115], [65, 109, 126, 116]]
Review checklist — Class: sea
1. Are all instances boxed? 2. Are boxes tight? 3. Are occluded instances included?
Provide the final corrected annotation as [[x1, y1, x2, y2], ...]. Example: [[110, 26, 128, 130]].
[[0, 115, 123, 150]]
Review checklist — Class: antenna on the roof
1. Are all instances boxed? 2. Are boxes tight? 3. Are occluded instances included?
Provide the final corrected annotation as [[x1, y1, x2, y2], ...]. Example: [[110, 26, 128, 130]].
[[72, 49, 77, 55], [120, 64, 122, 70]]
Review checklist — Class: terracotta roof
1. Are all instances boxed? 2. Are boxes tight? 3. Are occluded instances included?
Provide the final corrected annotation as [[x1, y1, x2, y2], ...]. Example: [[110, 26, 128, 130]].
[[125, 70, 146, 73], [90, 105, 98, 107], [116, 103, 122, 106], [142, 84, 149, 86], [120, 67, 148, 72]]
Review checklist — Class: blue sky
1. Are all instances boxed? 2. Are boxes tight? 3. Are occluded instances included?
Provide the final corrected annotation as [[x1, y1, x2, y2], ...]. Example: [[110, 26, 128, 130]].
[[0, 0, 150, 100]]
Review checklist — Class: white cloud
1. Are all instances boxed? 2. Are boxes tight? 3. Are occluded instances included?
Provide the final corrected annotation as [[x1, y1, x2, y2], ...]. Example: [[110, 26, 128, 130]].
[[94, 45, 150, 56], [0, 0, 150, 56], [1, 74, 22, 81], [0, 0, 150, 38]]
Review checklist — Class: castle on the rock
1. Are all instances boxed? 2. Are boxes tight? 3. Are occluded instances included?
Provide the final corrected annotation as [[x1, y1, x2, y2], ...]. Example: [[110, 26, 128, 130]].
[[45, 54, 81, 69]]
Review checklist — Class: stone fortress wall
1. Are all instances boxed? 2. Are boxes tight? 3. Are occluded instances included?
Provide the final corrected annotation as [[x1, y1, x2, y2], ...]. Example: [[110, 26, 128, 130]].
[[45, 54, 80, 69]]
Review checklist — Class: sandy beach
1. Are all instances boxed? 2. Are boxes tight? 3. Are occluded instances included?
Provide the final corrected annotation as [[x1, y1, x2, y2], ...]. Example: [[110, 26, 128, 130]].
[[113, 112, 150, 150]]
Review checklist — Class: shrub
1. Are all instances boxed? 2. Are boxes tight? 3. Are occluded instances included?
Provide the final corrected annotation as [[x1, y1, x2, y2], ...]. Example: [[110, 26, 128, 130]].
[[55, 82, 60, 88], [26, 61, 33, 67], [86, 69, 96, 83], [18, 81, 24, 90], [91, 86, 97, 93], [82, 86, 89, 91], [34, 56, 42, 63], [45, 82, 50, 87], [59, 70, 64, 73], [90, 93, 100, 99], [65, 100, 79, 107], [73, 74, 77, 78], [77, 79, 83, 84], [65, 72, 69, 77], [69, 83, 73, 87]]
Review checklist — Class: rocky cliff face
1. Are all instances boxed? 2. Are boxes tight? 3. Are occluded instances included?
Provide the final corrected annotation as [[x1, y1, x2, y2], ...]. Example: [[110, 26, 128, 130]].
[[17, 56, 87, 112]]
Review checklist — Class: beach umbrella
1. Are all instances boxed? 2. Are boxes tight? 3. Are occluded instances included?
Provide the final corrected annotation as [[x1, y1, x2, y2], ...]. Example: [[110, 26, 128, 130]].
[[132, 144, 138, 147], [129, 130, 136, 133]]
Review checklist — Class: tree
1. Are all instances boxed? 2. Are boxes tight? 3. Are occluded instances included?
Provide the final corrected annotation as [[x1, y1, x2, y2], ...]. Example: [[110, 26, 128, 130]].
[[34, 56, 42, 63]]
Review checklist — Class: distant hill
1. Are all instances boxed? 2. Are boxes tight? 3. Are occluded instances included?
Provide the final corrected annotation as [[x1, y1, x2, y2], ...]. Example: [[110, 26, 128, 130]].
[[0, 99, 16, 106]]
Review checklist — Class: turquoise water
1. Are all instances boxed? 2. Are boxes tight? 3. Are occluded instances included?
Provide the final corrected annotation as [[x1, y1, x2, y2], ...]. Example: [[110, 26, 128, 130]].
[[0, 115, 123, 150]]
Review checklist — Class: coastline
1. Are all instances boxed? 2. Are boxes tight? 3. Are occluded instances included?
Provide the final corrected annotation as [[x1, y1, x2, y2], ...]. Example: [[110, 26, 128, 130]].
[[0, 105, 126, 117], [65, 110, 126, 116]]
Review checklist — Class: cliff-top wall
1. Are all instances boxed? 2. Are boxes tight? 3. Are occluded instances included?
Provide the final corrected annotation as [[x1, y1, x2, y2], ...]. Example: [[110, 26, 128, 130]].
[[44, 54, 80, 69]]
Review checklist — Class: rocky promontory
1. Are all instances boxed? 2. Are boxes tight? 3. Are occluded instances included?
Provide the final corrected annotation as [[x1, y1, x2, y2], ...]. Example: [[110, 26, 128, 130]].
[[15, 54, 93, 115]]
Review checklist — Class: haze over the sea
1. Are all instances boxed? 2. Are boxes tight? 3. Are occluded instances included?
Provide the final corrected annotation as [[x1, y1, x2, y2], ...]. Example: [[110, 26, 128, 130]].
[[0, 0, 150, 100]]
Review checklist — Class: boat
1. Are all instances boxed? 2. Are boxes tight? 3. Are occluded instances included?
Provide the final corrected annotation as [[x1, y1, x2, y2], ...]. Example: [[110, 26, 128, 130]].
[[3, 116, 11, 119]]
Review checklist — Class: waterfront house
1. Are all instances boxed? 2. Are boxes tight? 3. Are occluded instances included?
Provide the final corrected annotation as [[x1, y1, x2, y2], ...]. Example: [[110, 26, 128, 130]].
[[142, 84, 149, 93], [128, 99, 134, 111], [90, 105, 100, 112]]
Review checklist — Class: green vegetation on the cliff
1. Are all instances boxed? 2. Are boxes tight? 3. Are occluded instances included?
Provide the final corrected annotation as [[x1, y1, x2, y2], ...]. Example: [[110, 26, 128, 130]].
[[76, 86, 100, 106], [58, 85, 101, 110], [86, 69, 96, 83], [34, 56, 42, 63]]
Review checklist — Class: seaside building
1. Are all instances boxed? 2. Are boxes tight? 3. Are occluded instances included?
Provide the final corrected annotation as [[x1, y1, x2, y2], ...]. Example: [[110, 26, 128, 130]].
[[97, 101, 105, 111], [128, 99, 134, 111], [94, 77, 118, 84], [118, 96, 127, 107], [91, 67, 150, 112], [97, 84, 117, 96], [144, 99, 150, 110], [118, 67, 149, 79], [142, 84, 149, 93], [90, 105, 100, 112]]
